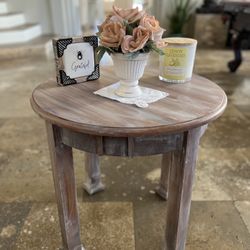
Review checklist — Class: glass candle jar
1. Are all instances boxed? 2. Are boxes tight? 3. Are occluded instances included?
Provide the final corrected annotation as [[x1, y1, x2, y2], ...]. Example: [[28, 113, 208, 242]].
[[159, 37, 197, 83]]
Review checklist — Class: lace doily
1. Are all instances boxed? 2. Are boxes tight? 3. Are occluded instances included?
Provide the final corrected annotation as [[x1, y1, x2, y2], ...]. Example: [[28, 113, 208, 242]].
[[94, 82, 169, 108]]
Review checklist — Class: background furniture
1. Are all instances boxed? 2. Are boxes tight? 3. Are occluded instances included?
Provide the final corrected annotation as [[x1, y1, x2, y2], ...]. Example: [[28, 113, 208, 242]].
[[31, 67, 227, 250]]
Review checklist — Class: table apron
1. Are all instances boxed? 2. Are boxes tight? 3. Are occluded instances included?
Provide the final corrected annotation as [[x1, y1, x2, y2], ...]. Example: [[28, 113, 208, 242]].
[[60, 127, 184, 157]]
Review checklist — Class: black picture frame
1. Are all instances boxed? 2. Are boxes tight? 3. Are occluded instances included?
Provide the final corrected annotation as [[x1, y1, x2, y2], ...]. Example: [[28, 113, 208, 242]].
[[52, 36, 100, 86]]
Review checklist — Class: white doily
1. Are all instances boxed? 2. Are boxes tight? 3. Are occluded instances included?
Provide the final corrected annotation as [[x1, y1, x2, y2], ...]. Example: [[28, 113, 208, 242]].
[[94, 82, 169, 108]]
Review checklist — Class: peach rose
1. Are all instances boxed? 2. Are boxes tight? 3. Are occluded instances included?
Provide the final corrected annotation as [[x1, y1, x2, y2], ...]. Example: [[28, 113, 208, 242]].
[[140, 14, 165, 42], [156, 39, 168, 48], [121, 35, 134, 53], [100, 22, 125, 48], [140, 14, 160, 32], [121, 26, 150, 53], [113, 5, 145, 24], [152, 27, 165, 42], [98, 13, 112, 32], [98, 14, 122, 32]]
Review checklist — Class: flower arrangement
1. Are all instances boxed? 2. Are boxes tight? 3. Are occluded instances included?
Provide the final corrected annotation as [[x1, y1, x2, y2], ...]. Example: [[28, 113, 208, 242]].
[[96, 6, 165, 62]]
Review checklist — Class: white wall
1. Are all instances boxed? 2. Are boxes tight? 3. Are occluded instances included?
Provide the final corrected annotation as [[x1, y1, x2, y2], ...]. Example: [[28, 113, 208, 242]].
[[80, 0, 88, 26], [7, 0, 203, 34], [50, 0, 82, 36], [80, 0, 106, 27], [7, 0, 52, 34]]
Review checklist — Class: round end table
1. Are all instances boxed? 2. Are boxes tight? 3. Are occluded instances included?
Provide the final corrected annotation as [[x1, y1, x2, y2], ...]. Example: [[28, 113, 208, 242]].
[[31, 67, 227, 250]]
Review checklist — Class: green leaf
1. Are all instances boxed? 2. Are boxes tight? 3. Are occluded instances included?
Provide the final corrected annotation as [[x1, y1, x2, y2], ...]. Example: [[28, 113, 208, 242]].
[[96, 47, 106, 63], [105, 46, 116, 54], [184, 0, 191, 10], [96, 45, 118, 63], [143, 40, 165, 56], [127, 51, 141, 59], [125, 22, 134, 36], [151, 44, 165, 56], [168, 0, 197, 35]]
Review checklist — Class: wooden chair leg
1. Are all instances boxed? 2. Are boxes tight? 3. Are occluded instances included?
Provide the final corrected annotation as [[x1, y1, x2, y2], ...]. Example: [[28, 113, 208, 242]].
[[46, 122, 84, 250], [83, 153, 105, 195], [164, 127, 203, 250], [156, 153, 171, 200]]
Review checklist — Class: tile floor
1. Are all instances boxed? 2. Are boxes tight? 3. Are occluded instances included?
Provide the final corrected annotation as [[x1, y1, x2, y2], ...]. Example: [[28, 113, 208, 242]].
[[0, 49, 250, 250]]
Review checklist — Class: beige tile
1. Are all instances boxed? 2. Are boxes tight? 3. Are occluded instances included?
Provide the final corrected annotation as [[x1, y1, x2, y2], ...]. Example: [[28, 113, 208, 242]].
[[221, 104, 245, 119], [186, 202, 250, 250], [193, 148, 250, 201], [0, 58, 54, 118], [134, 201, 250, 250], [236, 104, 250, 119], [201, 115, 250, 148], [83, 155, 162, 203], [235, 201, 250, 234], [81, 202, 135, 250], [0, 202, 32, 250], [0, 149, 87, 203], [0, 117, 86, 202], [15, 202, 135, 250]]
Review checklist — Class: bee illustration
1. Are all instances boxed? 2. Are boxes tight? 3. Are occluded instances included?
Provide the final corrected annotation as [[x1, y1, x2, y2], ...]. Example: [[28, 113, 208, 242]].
[[77, 51, 83, 60]]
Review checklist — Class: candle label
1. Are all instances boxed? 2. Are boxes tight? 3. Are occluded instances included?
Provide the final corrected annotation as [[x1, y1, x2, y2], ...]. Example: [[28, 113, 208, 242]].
[[161, 47, 188, 80]]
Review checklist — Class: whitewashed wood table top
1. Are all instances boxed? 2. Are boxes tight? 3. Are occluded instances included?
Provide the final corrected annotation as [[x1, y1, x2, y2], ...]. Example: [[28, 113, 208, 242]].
[[31, 66, 227, 136]]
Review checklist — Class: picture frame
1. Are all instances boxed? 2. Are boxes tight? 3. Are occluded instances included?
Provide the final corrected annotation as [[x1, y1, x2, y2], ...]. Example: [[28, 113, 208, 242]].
[[52, 36, 100, 86]]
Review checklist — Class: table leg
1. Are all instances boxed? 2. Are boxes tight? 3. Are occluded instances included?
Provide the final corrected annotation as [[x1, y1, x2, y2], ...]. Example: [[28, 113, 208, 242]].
[[83, 153, 105, 195], [46, 122, 84, 250], [164, 127, 203, 250], [156, 153, 171, 200]]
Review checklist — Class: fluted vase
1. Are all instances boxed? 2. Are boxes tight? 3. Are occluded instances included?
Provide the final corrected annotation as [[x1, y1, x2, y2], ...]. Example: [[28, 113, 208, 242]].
[[111, 53, 149, 98]]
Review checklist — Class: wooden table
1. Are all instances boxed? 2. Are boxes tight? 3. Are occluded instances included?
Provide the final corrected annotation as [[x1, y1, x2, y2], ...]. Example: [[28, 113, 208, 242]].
[[31, 67, 227, 250]]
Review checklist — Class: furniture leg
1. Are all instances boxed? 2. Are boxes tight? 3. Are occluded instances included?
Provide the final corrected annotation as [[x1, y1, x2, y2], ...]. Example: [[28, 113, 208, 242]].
[[46, 122, 84, 250], [156, 153, 171, 200], [83, 153, 105, 195], [164, 127, 203, 250]]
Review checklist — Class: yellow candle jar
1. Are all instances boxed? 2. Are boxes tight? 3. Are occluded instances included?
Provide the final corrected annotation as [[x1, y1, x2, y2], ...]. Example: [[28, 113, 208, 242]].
[[159, 37, 197, 83]]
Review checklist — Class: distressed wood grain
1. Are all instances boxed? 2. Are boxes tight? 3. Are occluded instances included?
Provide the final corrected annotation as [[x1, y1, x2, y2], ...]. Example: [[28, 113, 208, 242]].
[[156, 153, 172, 200], [60, 128, 186, 157], [83, 153, 105, 195], [164, 126, 204, 250], [30, 67, 227, 137], [46, 122, 84, 250]]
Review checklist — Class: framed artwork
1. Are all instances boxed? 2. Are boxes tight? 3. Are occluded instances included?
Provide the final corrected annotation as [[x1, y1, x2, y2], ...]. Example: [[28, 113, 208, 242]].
[[52, 36, 100, 86]]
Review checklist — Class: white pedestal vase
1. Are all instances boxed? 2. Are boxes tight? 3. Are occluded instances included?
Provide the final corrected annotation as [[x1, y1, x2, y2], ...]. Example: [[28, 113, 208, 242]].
[[111, 53, 149, 98]]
